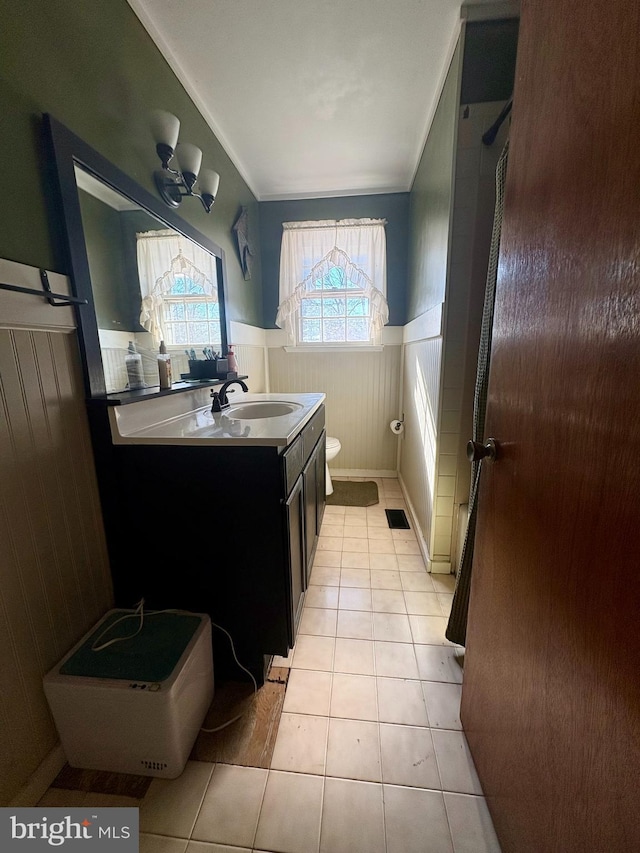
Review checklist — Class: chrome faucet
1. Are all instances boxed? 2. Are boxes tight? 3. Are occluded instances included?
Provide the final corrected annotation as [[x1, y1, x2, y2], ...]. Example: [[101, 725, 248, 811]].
[[211, 379, 249, 412]]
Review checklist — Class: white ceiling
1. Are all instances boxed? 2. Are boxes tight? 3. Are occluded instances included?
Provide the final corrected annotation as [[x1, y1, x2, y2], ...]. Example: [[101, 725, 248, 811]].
[[127, 0, 499, 201]]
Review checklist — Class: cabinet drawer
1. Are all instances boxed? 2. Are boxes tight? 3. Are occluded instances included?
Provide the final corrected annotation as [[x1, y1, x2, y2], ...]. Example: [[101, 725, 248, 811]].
[[282, 433, 304, 496], [302, 405, 326, 459]]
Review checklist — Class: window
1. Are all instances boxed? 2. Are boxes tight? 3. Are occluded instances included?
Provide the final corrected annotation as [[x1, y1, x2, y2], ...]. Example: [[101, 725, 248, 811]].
[[136, 229, 220, 349], [276, 219, 389, 347]]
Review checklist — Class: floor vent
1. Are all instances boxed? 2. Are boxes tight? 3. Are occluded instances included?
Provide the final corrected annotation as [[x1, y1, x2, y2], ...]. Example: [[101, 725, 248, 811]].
[[385, 509, 410, 529]]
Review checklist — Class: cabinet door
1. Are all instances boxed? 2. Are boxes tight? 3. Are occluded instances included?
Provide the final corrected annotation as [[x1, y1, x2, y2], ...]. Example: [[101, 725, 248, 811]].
[[303, 447, 318, 584], [315, 429, 326, 533], [284, 474, 305, 647]]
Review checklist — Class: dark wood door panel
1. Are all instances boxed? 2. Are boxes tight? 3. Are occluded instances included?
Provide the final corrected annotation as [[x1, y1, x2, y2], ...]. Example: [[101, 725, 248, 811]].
[[462, 1, 640, 851]]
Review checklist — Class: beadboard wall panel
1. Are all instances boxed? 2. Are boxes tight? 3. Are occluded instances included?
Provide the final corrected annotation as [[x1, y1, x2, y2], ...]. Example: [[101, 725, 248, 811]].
[[234, 344, 267, 392], [268, 347, 401, 472], [399, 336, 443, 557], [0, 264, 113, 805]]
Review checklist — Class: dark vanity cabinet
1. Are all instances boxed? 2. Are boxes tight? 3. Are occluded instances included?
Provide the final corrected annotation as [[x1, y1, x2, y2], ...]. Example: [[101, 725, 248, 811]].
[[90, 403, 326, 685]]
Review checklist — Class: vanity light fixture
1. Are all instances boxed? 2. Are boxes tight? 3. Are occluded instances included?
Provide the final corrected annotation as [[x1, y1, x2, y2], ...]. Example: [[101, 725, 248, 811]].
[[151, 110, 220, 214]]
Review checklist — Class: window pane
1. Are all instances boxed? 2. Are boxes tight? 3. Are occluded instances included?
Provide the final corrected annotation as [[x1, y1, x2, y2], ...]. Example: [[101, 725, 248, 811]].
[[208, 323, 222, 345], [186, 302, 208, 320], [323, 297, 345, 317], [347, 318, 370, 341], [189, 322, 209, 343], [170, 274, 205, 295], [301, 298, 322, 317], [171, 322, 188, 344], [323, 318, 346, 342], [302, 319, 321, 342], [168, 302, 185, 320], [206, 303, 220, 320], [346, 297, 369, 316]]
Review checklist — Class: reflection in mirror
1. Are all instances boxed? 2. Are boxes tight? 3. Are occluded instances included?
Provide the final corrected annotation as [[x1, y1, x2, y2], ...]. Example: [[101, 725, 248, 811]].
[[75, 166, 223, 394]]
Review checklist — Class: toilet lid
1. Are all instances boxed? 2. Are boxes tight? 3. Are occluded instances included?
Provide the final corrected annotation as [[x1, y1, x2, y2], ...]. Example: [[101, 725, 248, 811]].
[[326, 436, 341, 450]]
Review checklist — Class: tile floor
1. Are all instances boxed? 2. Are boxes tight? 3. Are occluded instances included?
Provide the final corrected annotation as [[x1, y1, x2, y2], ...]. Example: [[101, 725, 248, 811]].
[[38, 478, 501, 852]]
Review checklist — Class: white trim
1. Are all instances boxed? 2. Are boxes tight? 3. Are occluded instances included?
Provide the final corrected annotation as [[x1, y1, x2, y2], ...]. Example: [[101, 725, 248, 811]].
[[284, 345, 383, 354], [430, 561, 453, 574], [331, 469, 397, 479], [403, 304, 444, 343], [9, 743, 66, 807], [0, 259, 76, 332], [398, 471, 432, 567], [267, 326, 403, 350]]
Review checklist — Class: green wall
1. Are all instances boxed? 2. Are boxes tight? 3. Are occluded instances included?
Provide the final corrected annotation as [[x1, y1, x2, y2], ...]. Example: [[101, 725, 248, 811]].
[[259, 194, 409, 328], [0, 0, 262, 327], [406, 39, 462, 321]]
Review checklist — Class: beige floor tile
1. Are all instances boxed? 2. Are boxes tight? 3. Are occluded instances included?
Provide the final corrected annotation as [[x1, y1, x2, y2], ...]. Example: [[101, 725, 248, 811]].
[[374, 641, 419, 679], [340, 552, 370, 569], [401, 571, 435, 591], [344, 506, 367, 520], [409, 615, 451, 645], [320, 778, 385, 853], [326, 718, 381, 782], [384, 785, 453, 853], [254, 771, 324, 853], [333, 638, 375, 675], [283, 669, 332, 716], [329, 673, 378, 721], [367, 526, 393, 540], [372, 589, 407, 614], [366, 514, 390, 528], [342, 537, 369, 552], [320, 523, 345, 538], [422, 682, 462, 729], [394, 540, 422, 555], [139, 761, 214, 838], [414, 644, 463, 684], [191, 764, 268, 848], [324, 505, 346, 517], [431, 574, 457, 593], [432, 730, 483, 795], [304, 584, 339, 609], [81, 793, 142, 808], [370, 569, 402, 589], [443, 793, 501, 853], [379, 724, 441, 789], [344, 514, 367, 527], [391, 528, 417, 541], [336, 609, 374, 640], [270, 712, 328, 775], [299, 607, 338, 637], [344, 525, 368, 539], [438, 593, 454, 617], [312, 552, 342, 570], [396, 554, 427, 571], [340, 567, 371, 587], [404, 591, 443, 616], [377, 678, 429, 726], [140, 835, 189, 853], [338, 587, 372, 612], [187, 842, 252, 852], [318, 536, 343, 551], [291, 635, 335, 671], [369, 552, 399, 570], [368, 538, 397, 555], [372, 612, 412, 642]]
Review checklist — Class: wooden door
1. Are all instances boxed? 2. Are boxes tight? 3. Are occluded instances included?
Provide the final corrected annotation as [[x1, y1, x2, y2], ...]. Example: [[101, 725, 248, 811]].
[[461, 2, 640, 851]]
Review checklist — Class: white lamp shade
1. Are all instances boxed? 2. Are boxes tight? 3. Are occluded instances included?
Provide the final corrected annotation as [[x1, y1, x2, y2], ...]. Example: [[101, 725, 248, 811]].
[[198, 169, 220, 197], [150, 110, 180, 150], [176, 143, 203, 177]]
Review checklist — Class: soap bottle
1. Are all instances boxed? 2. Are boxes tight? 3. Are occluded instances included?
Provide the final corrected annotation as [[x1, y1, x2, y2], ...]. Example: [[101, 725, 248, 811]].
[[226, 344, 238, 373], [125, 341, 145, 390], [157, 340, 172, 390]]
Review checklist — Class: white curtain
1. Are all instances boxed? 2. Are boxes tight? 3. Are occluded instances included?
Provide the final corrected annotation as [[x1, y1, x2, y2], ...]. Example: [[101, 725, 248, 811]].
[[276, 218, 389, 344], [136, 229, 218, 345]]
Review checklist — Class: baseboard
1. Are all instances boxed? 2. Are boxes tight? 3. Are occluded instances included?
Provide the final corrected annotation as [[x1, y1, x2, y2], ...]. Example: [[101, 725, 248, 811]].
[[430, 561, 453, 574], [331, 469, 398, 479], [9, 743, 66, 807], [397, 473, 433, 567]]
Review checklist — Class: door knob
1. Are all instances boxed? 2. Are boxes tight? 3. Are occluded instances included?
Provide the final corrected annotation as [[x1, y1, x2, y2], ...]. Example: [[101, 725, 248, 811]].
[[467, 438, 499, 462]]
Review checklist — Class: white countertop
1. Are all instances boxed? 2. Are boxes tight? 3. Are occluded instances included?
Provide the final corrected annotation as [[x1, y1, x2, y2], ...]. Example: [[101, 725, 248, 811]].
[[108, 390, 326, 447]]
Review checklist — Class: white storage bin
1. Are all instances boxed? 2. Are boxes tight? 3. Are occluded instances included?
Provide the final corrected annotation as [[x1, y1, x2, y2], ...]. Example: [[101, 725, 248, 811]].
[[43, 609, 214, 778]]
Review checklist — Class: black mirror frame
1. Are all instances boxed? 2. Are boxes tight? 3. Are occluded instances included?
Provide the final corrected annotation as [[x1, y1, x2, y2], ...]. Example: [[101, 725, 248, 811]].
[[43, 113, 229, 399]]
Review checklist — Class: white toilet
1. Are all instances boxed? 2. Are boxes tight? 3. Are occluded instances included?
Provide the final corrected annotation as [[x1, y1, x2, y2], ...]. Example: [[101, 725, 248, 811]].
[[325, 435, 342, 495]]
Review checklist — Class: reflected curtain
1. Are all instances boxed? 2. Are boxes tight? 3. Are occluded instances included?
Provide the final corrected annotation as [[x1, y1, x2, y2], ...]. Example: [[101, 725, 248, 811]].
[[136, 229, 218, 345]]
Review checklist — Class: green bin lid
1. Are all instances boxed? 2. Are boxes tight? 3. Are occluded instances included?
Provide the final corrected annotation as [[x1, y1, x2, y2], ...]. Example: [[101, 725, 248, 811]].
[[59, 610, 204, 682]]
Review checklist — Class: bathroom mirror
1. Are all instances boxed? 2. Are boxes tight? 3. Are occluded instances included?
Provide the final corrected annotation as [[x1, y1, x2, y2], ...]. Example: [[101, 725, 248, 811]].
[[44, 114, 228, 398]]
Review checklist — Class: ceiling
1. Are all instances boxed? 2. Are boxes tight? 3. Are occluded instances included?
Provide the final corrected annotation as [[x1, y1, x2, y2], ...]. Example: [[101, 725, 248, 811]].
[[127, 0, 499, 201]]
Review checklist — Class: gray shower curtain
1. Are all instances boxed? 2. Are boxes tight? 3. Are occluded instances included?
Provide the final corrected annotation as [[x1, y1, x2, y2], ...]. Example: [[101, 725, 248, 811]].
[[446, 138, 509, 647]]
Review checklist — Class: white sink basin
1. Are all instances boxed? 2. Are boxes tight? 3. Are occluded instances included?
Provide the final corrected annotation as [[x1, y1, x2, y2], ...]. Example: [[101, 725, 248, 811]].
[[223, 401, 303, 420]]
